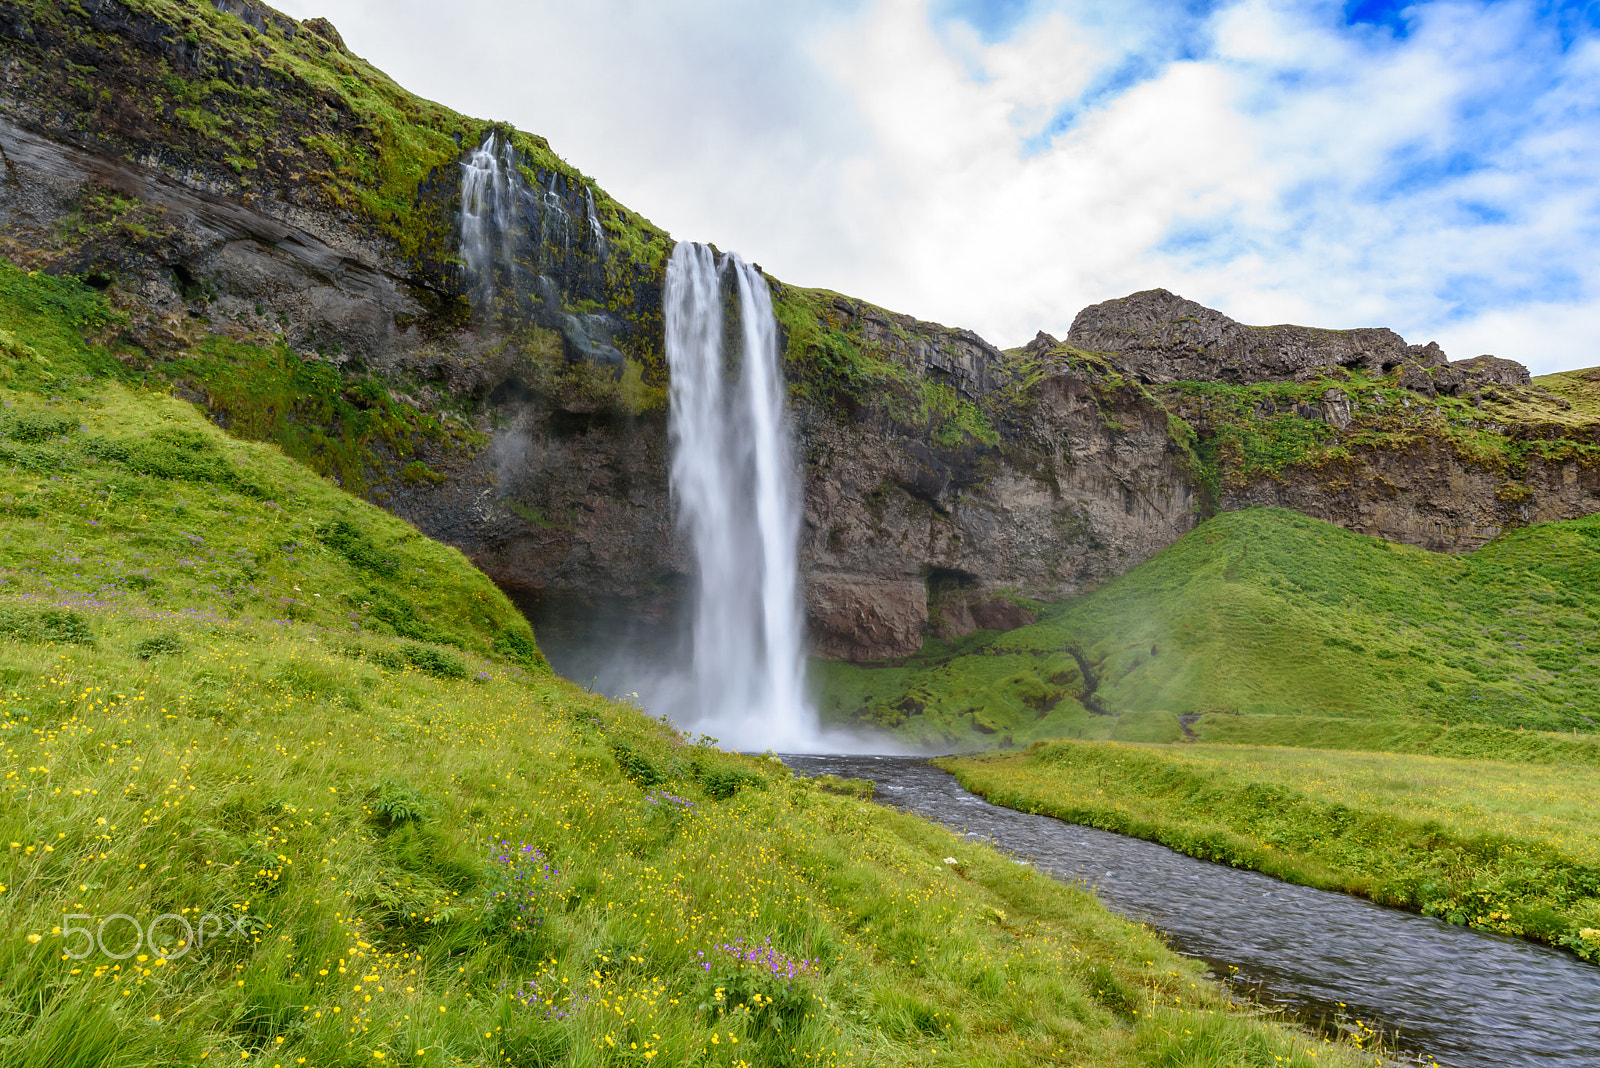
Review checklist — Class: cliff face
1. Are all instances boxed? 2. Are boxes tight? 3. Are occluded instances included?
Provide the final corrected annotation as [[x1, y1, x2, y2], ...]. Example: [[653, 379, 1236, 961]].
[[1, 0, 1597, 664], [792, 311, 1197, 660]]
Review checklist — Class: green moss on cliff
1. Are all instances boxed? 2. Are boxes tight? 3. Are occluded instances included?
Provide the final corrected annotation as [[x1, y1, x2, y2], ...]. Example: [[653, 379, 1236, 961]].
[[1148, 368, 1600, 503], [920, 380, 999, 447], [1168, 380, 1340, 489], [166, 334, 476, 494], [769, 282, 906, 405], [770, 282, 1006, 449], [0, 258, 476, 496], [0, 261, 123, 389]]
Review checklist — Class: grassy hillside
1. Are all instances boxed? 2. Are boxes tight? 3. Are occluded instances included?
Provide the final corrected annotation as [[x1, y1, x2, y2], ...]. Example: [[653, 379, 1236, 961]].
[[0, 227, 1378, 1068], [942, 742, 1600, 961], [0, 635, 1376, 1068], [815, 506, 1600, 750], [0, 264, 539, 667]]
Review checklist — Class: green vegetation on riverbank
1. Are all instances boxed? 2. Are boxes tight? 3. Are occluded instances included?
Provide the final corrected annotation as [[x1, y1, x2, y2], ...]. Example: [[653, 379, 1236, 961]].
[[942, 742, 1600, 961], [0, 231, 1373, 1068], [1190, 714, 1600, 764], [816, 507, 1600, 751]]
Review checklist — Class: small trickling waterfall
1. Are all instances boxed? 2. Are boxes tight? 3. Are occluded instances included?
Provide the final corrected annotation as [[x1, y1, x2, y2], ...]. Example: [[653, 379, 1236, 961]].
[[458, 131, 609, 317], [664, 242, 814, 750], [584, 189, 608, 257], [458, 133, 519, 306]]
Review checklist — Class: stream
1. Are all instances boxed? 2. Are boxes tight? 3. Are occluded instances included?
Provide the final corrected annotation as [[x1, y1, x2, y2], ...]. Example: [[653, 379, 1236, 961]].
[[781, 754, 1600, 1068]]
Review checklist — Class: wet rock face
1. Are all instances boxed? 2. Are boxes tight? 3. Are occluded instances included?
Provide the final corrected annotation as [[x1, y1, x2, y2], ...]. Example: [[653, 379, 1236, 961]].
[[806, 577, 927, 661]]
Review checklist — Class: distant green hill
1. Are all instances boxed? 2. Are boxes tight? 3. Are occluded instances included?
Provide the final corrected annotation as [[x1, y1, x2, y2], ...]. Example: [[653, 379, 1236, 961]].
[[815, 507, 1600, 750]]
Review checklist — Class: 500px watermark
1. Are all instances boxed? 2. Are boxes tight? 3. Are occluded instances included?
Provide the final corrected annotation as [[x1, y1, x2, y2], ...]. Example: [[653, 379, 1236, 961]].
[[55, 912, 253, 960]]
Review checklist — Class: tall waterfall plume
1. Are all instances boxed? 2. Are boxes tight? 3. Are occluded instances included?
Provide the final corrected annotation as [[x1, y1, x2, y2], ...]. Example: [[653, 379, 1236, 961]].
[[664, 241, 814, 751]]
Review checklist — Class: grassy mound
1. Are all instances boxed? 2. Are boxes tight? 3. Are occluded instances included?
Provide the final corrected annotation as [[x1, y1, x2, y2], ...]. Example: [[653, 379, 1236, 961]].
[[0, 263, 538, 667], [942, 742, 1600, 960], [0, 229, 1374, 1068], [815, 506, 1600, 750]]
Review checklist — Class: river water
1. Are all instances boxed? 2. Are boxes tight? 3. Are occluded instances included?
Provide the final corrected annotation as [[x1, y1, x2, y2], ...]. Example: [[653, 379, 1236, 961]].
[[780, 754, 1600, 1068]]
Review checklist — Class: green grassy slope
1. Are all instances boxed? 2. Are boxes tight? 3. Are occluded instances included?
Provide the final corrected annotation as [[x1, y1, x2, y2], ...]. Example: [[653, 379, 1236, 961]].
[[0, 634, 1370, 1068], [815, 507, 1600, 750], [0, 265, 540, 668], [942, 742, 1600, 960], [0, 213, 1375, 1068]]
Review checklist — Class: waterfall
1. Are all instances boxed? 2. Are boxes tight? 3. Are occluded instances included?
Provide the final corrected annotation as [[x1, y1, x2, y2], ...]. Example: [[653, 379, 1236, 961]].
[[664, 241, 814, 751], [459, 133, 518, 306], [584, 188, 608, 257], [457, 134, 818, 748]]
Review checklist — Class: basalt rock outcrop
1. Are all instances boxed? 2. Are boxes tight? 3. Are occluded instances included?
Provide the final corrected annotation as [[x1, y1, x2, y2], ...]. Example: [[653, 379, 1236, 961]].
[[1069, 288, 1534, 398], [0, 0, 1596, 665]]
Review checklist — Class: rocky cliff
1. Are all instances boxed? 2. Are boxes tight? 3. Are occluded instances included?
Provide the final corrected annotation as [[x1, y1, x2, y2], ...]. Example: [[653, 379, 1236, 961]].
[[1, 0, 1596, 664]]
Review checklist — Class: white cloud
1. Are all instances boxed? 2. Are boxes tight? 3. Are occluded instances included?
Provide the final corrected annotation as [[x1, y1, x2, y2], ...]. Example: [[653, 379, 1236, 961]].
[[273, 0, 1600, 373]]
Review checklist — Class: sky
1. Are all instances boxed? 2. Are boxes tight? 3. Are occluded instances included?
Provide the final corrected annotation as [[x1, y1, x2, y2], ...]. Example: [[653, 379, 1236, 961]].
[[274, 0, 1600, 374]]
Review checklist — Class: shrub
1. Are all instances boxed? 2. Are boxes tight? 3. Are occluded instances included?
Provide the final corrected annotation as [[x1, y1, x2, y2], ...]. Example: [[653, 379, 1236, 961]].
[[609, 740, 663, 788], [644, 790, 698, 832], [318, 517, 398, 575], [482, 841, 561, 944], [134, 632, 184, 659], [812, 774, 875, 800], [400, 643, 467, 680], [125, 428, 239, 484], [694, 937, 819, 1042], [699, 765, 763, 801], [493, 628, 548, 670], [4, 413, 78, 441], [0, 607, 94, 646], [367, 778, 438, 829]]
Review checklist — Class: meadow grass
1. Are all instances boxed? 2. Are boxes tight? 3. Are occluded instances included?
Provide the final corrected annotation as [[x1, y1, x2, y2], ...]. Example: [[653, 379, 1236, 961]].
[[1190, 714, 1600, 765], [942, 742, 1600, 962], [0, 634, 1376, 1067], [0, 271, 1379, 1065]]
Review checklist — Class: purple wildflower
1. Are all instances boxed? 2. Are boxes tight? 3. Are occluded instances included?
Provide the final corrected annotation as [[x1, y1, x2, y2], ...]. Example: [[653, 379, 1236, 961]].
[[710, 937, 817, 981], [484, 840, 561, 939]]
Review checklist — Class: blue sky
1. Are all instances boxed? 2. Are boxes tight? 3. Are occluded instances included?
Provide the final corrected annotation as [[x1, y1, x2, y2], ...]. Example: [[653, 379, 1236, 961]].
[[276, 0, 1600, 373]]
